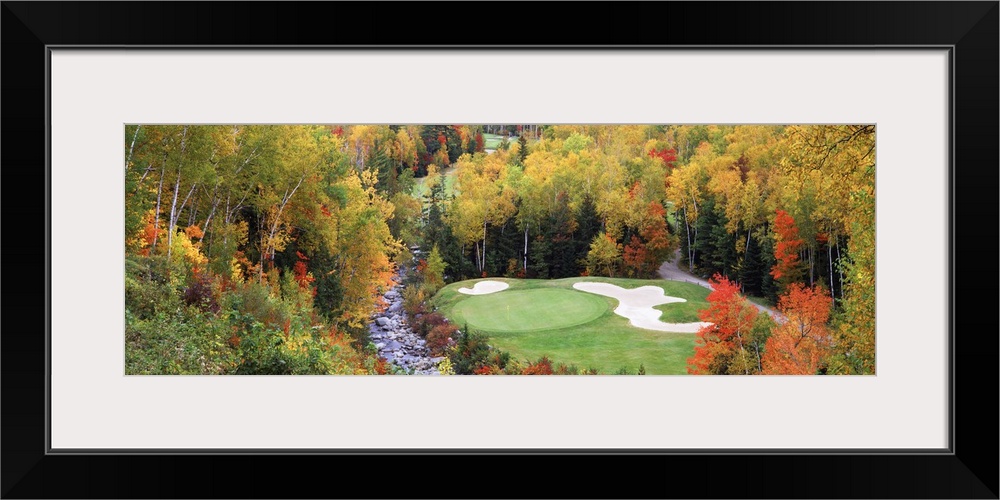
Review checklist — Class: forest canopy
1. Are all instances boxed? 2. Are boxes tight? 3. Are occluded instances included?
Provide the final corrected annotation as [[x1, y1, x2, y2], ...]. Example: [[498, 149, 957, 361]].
[[124, 124, 875, 375]]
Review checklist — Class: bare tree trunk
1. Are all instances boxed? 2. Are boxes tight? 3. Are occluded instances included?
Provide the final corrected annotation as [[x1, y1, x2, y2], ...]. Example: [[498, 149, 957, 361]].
[[692, 225, 698, 272], [202, 182, 221, 241], [690, 196, 700, 271], [809, 246, 814, 286], [166, 170, 182, 262], [474, 241, 481, 274], [523, 223, 529, 272], [731, 327, 750, 375], [135, 165, 155, 191], [683, 206, 693, 272], [753, 342, 762, 373], [168, 181, 197, 258], [828, 239, 835, 300], [150, 162, 165, 254], [836, 239, 844, 300], [165, 126, 188, 262], [265, 175, 306, 263], [258, 210, 266, 284], [178, 183, 197, 220], [222, 193, 231, 252], [482, 220, 487, 273], [125, 125, 141, 174]]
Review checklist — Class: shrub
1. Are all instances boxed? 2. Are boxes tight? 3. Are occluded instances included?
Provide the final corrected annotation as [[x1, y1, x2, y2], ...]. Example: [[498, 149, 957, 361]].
[[503, 358, 526, 375], [224, 282, 289, 330], [523, 356, 554, 375], [402, 285, 426, 316], [411, 311, 448, 337], [125, 256, 181, 320], [426, 323, 459, 356], [487, 350, 510, 372], [183, 272, 220, 313], [125, 308, 238, 375], [437, 357, 455, 375], [234, 321, 369, 375], [473, 365, 501, 375], [554, 363, 580, 375], [448, 330, 494, 374]]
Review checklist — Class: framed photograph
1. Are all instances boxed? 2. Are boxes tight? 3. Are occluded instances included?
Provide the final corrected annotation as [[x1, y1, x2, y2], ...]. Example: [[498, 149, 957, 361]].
[[3, 2, 996, 498]]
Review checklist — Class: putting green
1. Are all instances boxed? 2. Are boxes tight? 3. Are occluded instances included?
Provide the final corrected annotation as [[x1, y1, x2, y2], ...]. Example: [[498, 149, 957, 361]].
[[451, 288, 609, 333]]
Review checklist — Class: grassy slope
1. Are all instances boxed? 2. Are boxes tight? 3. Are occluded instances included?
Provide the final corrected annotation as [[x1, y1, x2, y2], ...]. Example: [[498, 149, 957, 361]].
[[482, 133, 517, 150], [412, 165, 457, 202], [432, 277, 711, 375]]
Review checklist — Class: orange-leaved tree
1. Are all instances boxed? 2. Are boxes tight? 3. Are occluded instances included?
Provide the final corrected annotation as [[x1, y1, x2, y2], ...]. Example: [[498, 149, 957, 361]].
[[762, 283, 833, 375]]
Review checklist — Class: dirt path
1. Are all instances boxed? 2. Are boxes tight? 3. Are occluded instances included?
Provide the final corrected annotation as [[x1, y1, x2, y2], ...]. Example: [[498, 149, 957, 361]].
[[657, 251, 785, 323]]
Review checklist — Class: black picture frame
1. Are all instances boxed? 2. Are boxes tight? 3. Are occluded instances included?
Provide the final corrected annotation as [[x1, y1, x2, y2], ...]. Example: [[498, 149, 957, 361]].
[[3, 2, 997, 498]]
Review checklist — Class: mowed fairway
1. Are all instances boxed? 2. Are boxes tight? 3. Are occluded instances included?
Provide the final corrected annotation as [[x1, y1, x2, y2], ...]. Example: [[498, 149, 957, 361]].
[[432, 277, 710, 374]]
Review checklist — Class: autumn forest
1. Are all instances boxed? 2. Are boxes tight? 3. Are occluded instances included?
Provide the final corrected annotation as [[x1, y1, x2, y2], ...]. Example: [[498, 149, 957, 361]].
[[124, 124, 875, 375]]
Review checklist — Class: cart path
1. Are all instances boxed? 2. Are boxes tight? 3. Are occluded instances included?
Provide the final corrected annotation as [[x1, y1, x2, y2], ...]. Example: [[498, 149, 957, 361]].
[[657, 251, 786, 323]]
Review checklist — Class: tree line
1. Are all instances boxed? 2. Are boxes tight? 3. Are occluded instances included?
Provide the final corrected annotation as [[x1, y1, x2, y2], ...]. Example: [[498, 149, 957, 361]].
[[124, 124, 874, 375]]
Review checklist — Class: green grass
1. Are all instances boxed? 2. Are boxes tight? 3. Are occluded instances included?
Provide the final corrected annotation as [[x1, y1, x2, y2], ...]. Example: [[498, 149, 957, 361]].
[[746, 295, 774, 309], [451, 288, 608, 333], [482, 133, 517, 150], [412, 165, 457, 202], [432, 277, 711, 375]]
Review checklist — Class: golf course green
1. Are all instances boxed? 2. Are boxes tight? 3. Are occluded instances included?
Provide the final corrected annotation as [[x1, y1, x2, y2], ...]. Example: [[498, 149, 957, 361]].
[[451, 288, 609, 333], [432, 277, 711, 374]]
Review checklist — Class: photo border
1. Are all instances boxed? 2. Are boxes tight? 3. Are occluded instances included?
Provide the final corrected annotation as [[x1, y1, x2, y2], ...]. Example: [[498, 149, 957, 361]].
[[3, 2, 996, 498]]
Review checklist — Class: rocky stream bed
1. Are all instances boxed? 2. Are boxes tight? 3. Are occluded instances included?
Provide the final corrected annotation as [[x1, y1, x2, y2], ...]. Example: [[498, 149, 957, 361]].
[[367, 268, 444, 375]]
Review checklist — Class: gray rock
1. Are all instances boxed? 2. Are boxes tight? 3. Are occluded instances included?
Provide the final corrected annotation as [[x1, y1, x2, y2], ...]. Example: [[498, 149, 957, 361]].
[[376, 317, 390, 327]]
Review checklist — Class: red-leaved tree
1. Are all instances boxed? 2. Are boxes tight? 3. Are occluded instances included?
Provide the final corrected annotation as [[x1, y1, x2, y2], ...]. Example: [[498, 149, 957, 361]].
[[770, 209, 805, 290], [687, 274, 760, 374], [623, 235, 648, 277], [623, 202, 673, 278], [292, 251, 315, 293], [649, 147, 678, 168]]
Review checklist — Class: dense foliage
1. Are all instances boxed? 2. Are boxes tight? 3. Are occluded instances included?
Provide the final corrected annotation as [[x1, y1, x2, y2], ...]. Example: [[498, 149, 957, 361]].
[[125, 124, 875, 375]]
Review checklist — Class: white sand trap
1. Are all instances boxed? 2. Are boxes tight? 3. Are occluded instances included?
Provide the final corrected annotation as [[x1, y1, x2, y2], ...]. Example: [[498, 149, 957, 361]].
[[572, 282, 713, 333], [458, 280, 510, 295]]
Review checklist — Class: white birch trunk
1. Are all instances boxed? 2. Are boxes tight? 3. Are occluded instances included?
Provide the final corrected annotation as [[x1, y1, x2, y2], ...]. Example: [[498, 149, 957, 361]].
[[265, 175, 306, 262], [828, 239, 835, 299], [165, 127, 188, 262], [151, 162, 165, 254], [125, 125, 140, 174], [166, 170, 182, 262]]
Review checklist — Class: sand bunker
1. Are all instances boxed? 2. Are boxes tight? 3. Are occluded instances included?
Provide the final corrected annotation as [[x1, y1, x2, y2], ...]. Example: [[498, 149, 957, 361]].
[[458, 280, 510, 295], [572, 282, 713, 333]]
